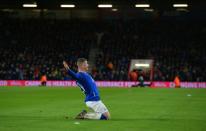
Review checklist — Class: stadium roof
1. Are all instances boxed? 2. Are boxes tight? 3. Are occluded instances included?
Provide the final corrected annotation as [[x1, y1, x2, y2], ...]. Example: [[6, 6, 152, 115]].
[[0, 0, 205, 11]]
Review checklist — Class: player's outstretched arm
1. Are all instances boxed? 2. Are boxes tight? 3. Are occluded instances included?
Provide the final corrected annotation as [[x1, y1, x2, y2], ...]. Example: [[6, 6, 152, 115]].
[[63, 61, 79, 80]]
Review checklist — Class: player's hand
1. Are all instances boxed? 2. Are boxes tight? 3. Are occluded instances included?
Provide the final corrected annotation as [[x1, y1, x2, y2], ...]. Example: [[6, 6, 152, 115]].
[[63, 61, 69, 70]]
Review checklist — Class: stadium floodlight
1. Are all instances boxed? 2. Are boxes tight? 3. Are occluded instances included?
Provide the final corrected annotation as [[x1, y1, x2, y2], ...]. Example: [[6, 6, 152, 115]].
[[98, 4, 113, 8], [23, 4, 37, 8], [135, 4, 150, 8], [173, 4, 188, 7], [135, 63, 150, 67], [60, 4, 75, 8]]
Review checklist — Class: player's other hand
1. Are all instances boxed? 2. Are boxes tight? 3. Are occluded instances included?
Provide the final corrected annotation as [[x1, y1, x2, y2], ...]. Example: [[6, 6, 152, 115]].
[[63, 61, 69, 70]]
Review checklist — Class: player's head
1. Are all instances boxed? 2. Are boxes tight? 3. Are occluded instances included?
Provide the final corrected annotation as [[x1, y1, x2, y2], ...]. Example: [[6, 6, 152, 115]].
[[77, 58, 89, 71]]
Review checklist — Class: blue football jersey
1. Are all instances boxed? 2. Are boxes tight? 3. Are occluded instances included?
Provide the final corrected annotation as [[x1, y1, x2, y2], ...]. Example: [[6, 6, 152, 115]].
[[67, 69, 100, 102]]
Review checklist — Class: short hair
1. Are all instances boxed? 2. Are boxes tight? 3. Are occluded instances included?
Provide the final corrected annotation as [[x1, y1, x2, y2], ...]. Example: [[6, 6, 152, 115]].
[[77, 58, 87, 66]]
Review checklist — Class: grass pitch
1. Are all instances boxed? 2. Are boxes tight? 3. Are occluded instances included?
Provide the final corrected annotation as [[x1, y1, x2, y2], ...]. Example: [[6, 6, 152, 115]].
[[0, 87, 206, 131]]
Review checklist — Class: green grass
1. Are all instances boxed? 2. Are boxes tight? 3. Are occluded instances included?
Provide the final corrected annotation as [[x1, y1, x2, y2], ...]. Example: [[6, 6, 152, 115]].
[[0, 87, 206, 131]]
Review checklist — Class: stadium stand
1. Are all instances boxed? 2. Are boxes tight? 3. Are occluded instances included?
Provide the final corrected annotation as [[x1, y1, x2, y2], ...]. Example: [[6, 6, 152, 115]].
[[94, 20, 206, 81], [0, 18, 93, 80], [0, 18, 205, 81]]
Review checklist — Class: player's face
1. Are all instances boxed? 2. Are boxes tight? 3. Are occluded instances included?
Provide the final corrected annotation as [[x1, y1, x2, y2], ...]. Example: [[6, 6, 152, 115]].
[[81, 61, 89, 71]]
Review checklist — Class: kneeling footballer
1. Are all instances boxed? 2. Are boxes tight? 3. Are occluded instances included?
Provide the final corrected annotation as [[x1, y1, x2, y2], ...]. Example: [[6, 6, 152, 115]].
[[63, 58, 110, 120]]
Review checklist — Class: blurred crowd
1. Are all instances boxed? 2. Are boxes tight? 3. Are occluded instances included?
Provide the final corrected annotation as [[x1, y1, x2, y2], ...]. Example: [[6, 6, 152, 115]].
[[0, 18, 205, 81], [94, 20, 206, 81], [0, 18, 94, 80]]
